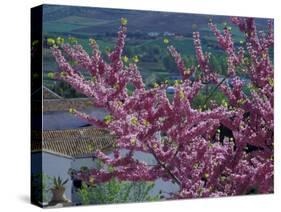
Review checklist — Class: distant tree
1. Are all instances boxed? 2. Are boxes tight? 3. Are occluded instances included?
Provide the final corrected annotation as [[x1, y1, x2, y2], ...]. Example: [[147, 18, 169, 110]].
[[163, 54, 177, 73]]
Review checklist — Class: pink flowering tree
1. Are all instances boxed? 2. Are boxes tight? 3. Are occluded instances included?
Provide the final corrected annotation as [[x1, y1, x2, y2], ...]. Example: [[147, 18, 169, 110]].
[[50, 17, 273, 198]]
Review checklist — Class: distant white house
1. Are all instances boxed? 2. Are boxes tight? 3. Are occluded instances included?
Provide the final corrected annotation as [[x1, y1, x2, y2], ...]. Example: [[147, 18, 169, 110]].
[[148, 32, 160, 37], [163, 31, 175, 37]]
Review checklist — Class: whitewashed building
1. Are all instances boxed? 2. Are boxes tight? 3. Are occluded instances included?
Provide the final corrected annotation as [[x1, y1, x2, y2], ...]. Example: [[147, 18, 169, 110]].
[[31, 87, 179, 206]]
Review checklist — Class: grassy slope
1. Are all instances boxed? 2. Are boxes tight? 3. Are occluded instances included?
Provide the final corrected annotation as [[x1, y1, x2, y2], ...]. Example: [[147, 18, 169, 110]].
[[42, 5, 270, 99]]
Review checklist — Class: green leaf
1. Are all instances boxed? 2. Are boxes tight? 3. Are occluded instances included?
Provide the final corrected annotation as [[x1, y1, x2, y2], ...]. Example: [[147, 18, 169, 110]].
[[68, 36, 77, 44], [104, 115, 113, 124], [32, 40, 39, 46], [58, 176, 62, 185], [130, 116, 138, 125], [89, 38, 96, 45], [47, 38, 55, 46], [121, 17, 128, 26], [69, 108, 76, 113], [163, 38, 169, 44], [47, 72, 55, 79], [122, 55, 129, 63], [132, 55, 139, 63], [62, 179, 69, 185], [56, 37, 64, 45]]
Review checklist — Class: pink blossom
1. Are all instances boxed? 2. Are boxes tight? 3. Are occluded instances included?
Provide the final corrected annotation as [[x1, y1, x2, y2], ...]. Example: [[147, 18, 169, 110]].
[[51, 17, 274, 198]]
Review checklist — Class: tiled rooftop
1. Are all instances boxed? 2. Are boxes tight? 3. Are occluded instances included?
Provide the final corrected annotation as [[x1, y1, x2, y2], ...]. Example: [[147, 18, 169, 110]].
[[43, 98, 93, 112], [31, 86, 93, 112], [31, 126, 115, 158]]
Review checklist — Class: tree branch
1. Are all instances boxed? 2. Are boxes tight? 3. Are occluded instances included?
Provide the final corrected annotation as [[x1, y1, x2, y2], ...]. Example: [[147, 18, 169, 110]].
[[203, 77, 227, 106]]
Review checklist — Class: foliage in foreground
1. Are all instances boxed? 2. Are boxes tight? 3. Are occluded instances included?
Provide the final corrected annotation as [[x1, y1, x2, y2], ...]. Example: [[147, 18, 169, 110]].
[[50, 17, 273, 198], [31, 173, 52, 204], [77, 178, 159, 205]]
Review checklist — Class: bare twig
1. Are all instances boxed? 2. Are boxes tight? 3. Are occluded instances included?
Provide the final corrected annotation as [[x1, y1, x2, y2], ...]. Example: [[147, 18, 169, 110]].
[[147, 144, 182, 188], [203, 77, 227, 106]]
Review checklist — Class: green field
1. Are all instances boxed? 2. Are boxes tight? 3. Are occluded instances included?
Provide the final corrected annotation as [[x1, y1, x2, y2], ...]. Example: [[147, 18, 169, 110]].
[[42, 7, 270, 100]]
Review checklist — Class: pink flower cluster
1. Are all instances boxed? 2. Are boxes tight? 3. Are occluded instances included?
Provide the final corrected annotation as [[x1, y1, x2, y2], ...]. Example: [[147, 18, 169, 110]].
[[51, 17, 274, 198]]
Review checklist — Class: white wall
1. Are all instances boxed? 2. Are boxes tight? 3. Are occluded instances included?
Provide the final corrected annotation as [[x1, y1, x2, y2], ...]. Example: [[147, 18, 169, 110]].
[[31, 152, 73, 202], [106, 149, 180, 197], [43, 108, 108, 130]]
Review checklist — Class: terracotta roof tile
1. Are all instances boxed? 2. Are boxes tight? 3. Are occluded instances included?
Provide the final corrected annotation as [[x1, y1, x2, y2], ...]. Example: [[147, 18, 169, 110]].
[[31, 126, 115, 157], [43, 98, 93, 112]]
